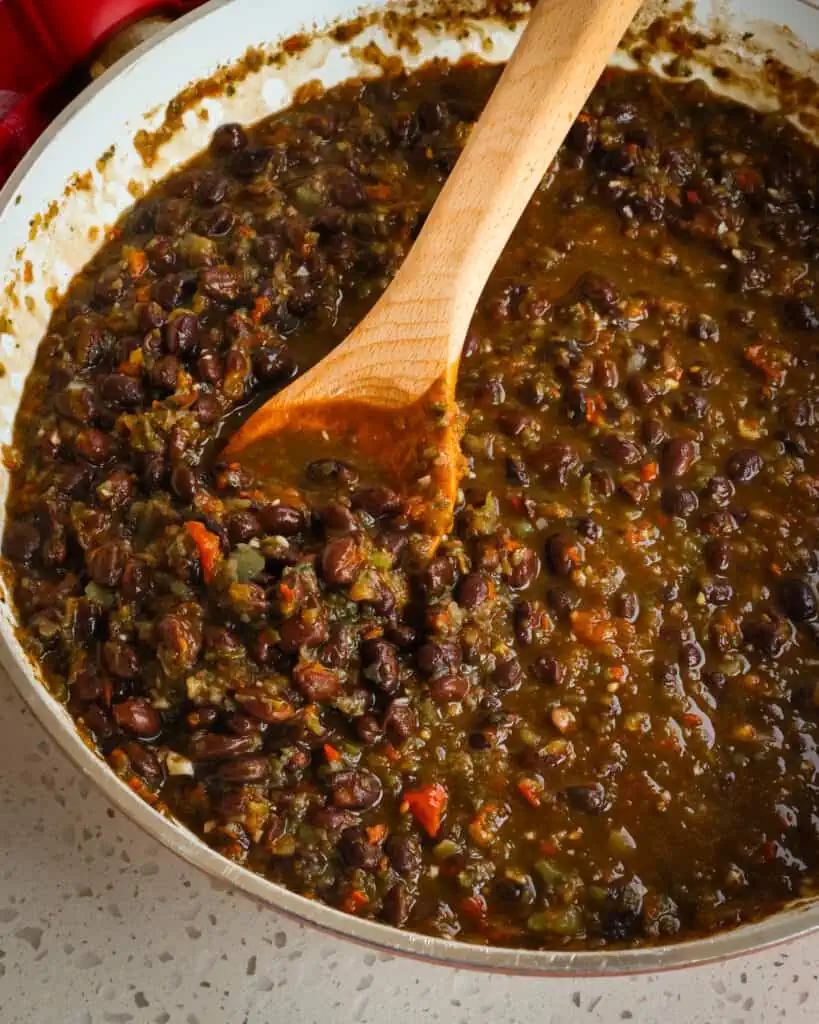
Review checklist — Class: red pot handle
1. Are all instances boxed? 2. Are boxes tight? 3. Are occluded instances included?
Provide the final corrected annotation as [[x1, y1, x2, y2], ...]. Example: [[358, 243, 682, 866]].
[[0, 0, 200, 92]]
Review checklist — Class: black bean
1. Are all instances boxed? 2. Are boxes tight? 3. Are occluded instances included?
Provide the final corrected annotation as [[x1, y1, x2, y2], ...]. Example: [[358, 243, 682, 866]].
[[642, 417, 666, 446], [742, 613, 792, 659], [532, 656, 565, 685], [506, 548, 540, 590], [356, 714, 383, 745], [506, 455, 530, 486], [75, 428, 115, 464], [733, 262, 770, 293], [217, 756, 270, 783], [319, 503, 358, 535], [339, 826, 381, 870], [212, 122, 248, 154], [546, 532, 582, 576], [113, 698, 161, 738], [615, 592, 639, 622], [661, 486, 699, 518], [254, 234, 282, 267], [383, 698, 418, 741], [103, 640, 139, 679], [253, 343, 293, 382], [419, 554, 455, 597], [331, 172, 367, 209], [576, 271, 619, 312], [171, 464, 199, 503], [701, 578, 734, 605], [189, 733, 261, 761], [567, 117, 596, 154], [195, 204, 235, 238], [703, 475, 734, 506], [386, 834, 421, 874], [279, 610, 328, 651], [142, 454, 167, 490], [680, 641, 704, 670], [195, 393, 222, 425], [351, 486, 401, 517], [386, 624, 418, 650], [3, 520, 40, 564], [564, 782, 608, 814], [547, 586, 579, 619], [662, 437, 699, 477], [630, 378, 659, 407], [306, 459, 359, 487], [360, 638, 400, 695], [429, 673, 470, 702], [531, 443, 578, 487], [457, 572, 490, 609], [196, 350, 223, 384], [227, 510, 262, 544], [122, 742, 164, 784], [150, 355, 180, 392], [784, 299, 819, 331], [87, 542, 128, 587], [231, 146, 273, 179], [705, 537, 732, 573], [514, 601, 538, 645], [726, 448, 763, 483], [493, 658, 523, 690], [164, 313, 199, 355], [262, 504, 305, 536], [322, 536, 363, 585], [293, 662, 341, 701], [330, 769, 383, 810], [598, 434, 642, 466], [779, 578, 818, 622], [381, 882, 411, 927], [83, 704, 115, 740], [417, 640, 462, 677]]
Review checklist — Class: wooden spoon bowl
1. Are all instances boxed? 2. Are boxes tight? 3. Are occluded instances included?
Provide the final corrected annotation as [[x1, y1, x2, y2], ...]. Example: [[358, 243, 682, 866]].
[[222, 0, 643, 537]]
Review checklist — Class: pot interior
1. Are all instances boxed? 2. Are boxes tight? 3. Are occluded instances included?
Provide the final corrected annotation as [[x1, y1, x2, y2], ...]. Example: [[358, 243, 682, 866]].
[[0, 0, 818, 974]]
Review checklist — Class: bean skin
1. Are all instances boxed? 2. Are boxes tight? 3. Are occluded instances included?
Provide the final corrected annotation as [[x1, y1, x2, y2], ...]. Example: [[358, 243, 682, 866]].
[[661, 487, 698, 518], [429, 673, 470, 702], [113, 699, 161, 738], [189, 733, 261, 761], [662, 438, 699, 477], [726, 448, 763, 483], [457, 573, 490, 609], [217, 757, 269, 783], [4, 521, 40, 564], [321, 536, 363, 585], [546, 532, 582, 576], [598, 434, 642, 466], [779, 578, 818, 622], [360, 638, 400, 695], [417, 640, 462, 677], [330, 769, 383, 810]]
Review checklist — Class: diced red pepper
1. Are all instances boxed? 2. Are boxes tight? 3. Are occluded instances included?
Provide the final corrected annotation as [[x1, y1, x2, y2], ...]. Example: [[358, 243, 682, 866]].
[[517, 777, 542, 808], [184, 521, 222, 584], [340, 889, 369, 914], [401, 783, 448, 838]]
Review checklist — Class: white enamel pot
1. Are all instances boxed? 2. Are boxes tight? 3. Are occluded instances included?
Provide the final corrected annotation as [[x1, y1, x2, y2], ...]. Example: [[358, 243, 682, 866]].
[[0, 0, 818, 975]]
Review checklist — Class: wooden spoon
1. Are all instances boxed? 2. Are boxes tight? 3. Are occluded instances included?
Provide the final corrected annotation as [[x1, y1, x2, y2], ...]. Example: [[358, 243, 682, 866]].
[[223, 0, 642, 537]]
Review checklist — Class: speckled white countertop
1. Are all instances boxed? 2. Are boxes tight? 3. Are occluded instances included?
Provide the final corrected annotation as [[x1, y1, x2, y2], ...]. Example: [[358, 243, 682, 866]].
[[1, 675, 817, 1024]]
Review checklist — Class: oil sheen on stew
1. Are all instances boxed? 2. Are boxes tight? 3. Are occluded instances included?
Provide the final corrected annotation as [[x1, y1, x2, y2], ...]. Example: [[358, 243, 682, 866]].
[[5, 61, 819, 950]]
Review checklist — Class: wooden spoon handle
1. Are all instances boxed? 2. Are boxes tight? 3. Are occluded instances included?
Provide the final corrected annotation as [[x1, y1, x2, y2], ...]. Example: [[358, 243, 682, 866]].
[[393, 0, 643, 362]]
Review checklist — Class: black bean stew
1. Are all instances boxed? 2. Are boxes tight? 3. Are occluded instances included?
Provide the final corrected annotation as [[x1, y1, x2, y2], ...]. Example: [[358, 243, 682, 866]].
[[5, 60, 819, 949]]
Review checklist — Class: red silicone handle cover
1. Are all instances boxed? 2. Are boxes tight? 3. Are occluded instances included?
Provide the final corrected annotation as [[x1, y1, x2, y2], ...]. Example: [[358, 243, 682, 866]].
[[0, 0, 199, 92]]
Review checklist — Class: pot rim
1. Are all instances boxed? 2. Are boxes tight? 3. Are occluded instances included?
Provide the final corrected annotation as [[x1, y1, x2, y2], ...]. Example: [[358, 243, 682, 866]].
[[2, 0, 819, 976]]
